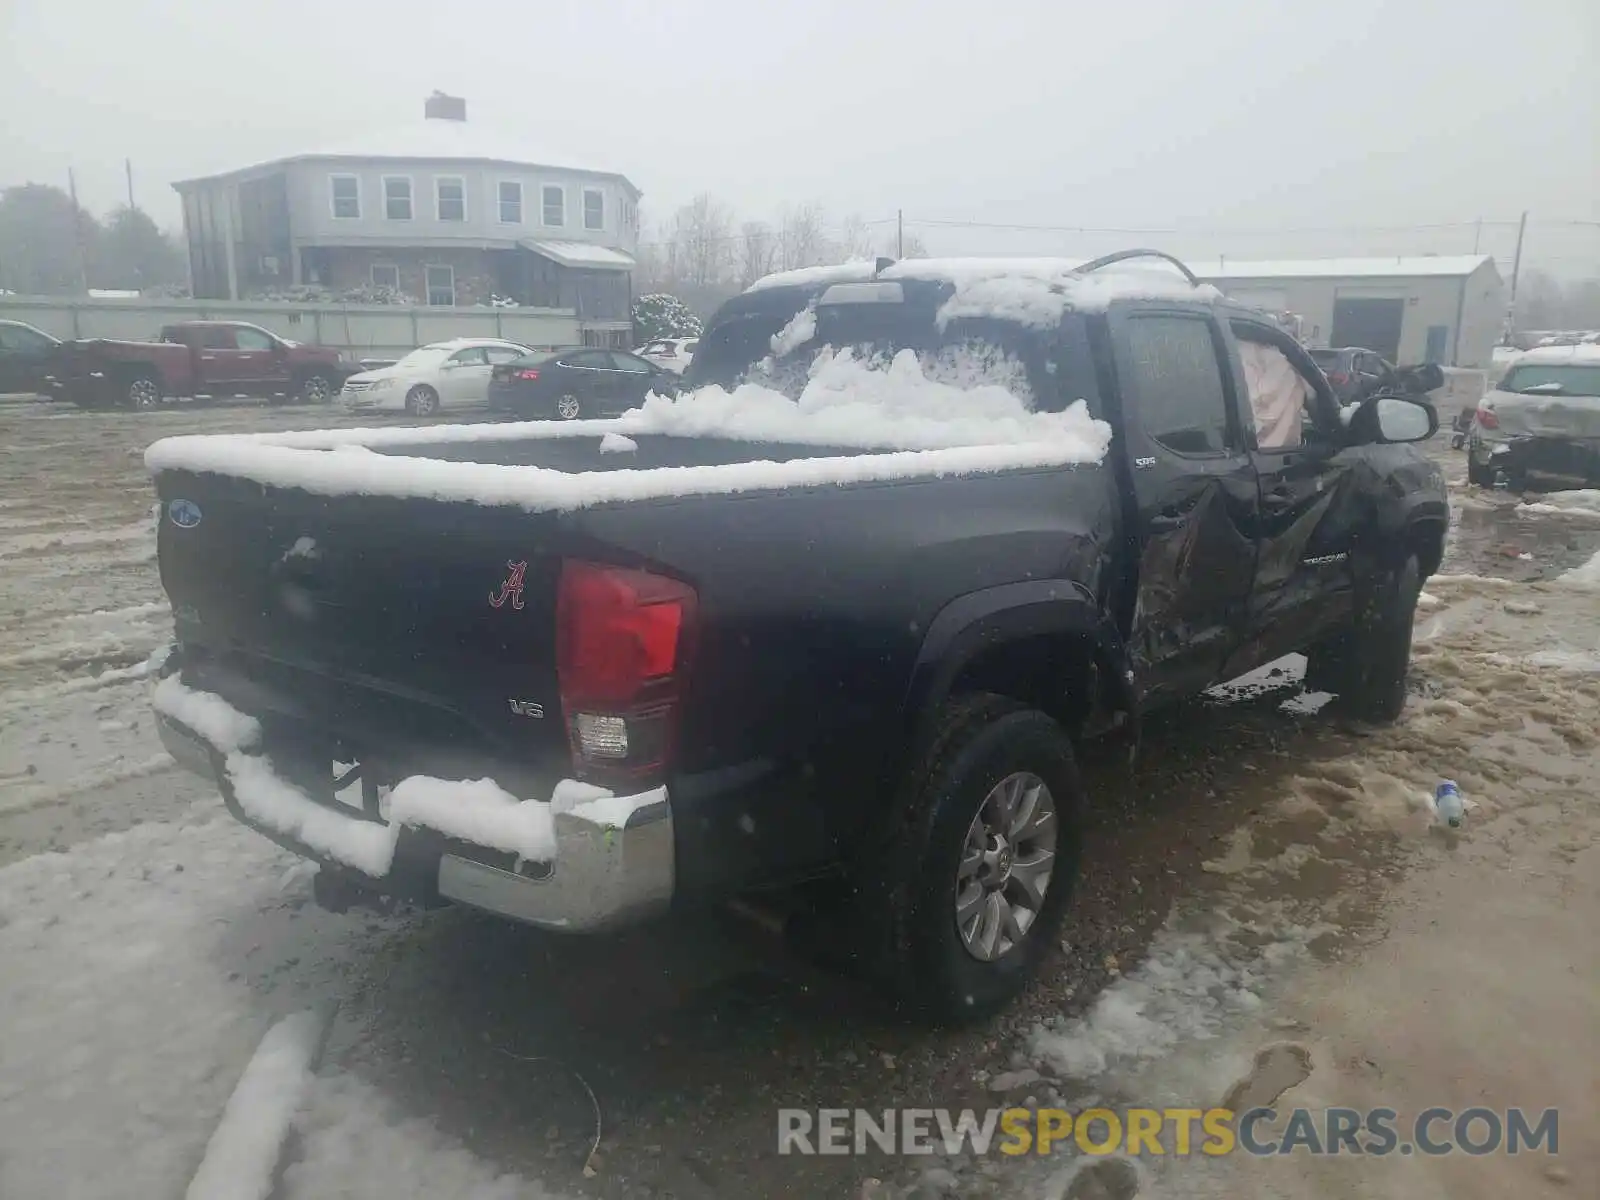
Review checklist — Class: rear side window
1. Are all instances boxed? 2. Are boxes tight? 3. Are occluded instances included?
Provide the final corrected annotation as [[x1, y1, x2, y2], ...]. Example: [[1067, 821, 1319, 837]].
[[1124, 315, 1234, 455], [197, 327, 237, 350], [1501, 363, 1600, 397], [233, 327, 274, 351]]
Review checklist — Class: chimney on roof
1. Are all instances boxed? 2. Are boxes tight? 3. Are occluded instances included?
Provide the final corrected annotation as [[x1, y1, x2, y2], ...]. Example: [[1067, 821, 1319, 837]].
[[425, 91, 466, 122]]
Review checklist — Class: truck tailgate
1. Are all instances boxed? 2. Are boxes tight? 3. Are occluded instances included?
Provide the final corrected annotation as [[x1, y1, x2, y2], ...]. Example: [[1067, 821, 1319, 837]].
[[153, 469, 571, 768]]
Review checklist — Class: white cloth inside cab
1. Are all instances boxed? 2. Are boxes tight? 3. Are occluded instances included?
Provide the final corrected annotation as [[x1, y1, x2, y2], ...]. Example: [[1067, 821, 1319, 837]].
[[1239, 340, 1310, 449]]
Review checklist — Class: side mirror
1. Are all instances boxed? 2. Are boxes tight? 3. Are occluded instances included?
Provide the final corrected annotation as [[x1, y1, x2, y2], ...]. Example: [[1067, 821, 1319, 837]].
[[1371, 396, 1437, 443]]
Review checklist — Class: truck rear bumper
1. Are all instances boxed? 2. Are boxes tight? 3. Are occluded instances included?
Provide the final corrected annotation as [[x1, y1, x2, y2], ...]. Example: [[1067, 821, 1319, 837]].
[[154, 688, 674, 933]]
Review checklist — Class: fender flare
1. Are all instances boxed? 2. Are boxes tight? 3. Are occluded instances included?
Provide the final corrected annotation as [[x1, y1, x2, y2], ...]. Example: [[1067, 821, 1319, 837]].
[[901, 579, 1132, 739]]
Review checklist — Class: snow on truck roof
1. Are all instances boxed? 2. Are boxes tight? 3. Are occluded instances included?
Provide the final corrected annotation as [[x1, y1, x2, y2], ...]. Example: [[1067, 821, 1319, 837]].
[[749, 253, 1497, 297], [747, 257, 1224, 330], [145, 346, 1112, 514]]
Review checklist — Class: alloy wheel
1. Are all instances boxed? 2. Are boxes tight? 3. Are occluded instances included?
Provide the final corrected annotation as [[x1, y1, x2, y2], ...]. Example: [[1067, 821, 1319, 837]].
[[954, 771, 1057, 961], [127, 378, 161, 411]]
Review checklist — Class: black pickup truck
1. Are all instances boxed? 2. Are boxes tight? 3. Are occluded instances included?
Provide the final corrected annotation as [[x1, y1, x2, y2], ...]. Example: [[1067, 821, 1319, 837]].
[[146, 253, 1446, 1020]]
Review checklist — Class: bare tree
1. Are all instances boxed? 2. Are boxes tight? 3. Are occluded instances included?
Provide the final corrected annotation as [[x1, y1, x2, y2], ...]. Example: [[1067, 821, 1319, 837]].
[[777, 203, 826, 271], [738, 220, 776, 286], [885, 231, 929, 259], [830, 213, 876, 263], [673, 194, 734, 287]]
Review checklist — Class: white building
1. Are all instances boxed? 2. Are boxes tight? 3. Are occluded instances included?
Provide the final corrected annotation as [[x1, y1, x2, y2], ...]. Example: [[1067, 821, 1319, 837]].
[[173, 93, 641, 345], [1191, 255, 1505, 368]]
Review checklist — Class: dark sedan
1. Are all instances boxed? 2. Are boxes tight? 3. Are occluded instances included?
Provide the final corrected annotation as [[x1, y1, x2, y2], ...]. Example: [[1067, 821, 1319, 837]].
[[1308, 346, 1395, 405], [488, 347, 680, 420]]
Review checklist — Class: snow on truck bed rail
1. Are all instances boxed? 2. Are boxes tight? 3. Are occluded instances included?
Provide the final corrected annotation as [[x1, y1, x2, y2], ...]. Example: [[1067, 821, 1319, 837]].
[[145, 346, 1112, 513]]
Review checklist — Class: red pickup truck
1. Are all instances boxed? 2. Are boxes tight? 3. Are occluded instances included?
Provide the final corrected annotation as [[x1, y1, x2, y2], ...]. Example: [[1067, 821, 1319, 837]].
[[48, 321, 354, 410]]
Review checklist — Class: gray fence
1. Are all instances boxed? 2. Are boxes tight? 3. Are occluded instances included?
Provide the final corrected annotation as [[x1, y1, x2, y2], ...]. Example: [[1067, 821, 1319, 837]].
[[0, 295, 583, 361]]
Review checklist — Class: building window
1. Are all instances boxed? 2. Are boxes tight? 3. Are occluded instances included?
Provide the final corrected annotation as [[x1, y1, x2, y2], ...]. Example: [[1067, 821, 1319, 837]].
[[497, 181, 522, 224], [329, 175, 360, 220], [383, 176, 413, 221], [435, 176, 466, 222], [425, 265, 455, 306], [542, 185, 565, 227], [370, 264, 400, 291], [583, 189, 604, 231]]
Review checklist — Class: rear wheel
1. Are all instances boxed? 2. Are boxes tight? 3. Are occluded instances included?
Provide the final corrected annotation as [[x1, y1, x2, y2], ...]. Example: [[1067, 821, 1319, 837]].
[[298, 372, 335, 405], [405, 385, 439, 417], [556, 393, 582, 420], [870, 694, 1083, 1023], [123, 374, 162, 411]]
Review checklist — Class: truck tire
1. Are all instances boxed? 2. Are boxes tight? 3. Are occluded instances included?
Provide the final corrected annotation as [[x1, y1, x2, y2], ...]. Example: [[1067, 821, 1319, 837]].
[[405, 385, 439, 417], [875, 693, 1083, 1023], [123, 373, 163, 411], [1308, 552, 1421, 723], [297, 372, 336, 405]]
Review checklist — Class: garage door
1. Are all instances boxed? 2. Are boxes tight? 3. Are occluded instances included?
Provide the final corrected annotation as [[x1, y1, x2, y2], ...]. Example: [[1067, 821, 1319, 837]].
[[1331, 298, 1404, 361]]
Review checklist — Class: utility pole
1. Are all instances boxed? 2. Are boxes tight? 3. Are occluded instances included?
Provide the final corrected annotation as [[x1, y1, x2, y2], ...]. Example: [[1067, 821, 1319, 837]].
[[125, 159, 135, 209], [1509, 210, 1528, 303], [897, 209, 903, 259], [1473, 216, 1482, 254], [67, 168, 89, 292]]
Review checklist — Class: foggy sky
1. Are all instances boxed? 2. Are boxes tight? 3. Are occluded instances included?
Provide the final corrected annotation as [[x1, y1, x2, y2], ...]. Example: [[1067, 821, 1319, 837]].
[[3, 0, 1596, 274]]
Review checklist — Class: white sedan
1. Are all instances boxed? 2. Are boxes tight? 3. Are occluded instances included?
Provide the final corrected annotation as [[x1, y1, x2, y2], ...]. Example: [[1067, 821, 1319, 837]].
[[340, 338, 533, 416], [638, 336, 699, 376]]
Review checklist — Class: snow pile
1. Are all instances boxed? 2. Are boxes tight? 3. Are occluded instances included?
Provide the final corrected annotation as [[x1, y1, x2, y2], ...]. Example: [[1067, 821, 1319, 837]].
[[285, 1073, 566, 1199], [1517, 488, 1600, 522], [185, 1010, 329, 1200], [225, 753, 397, 876], [769, 303, 817, 357], [388, 775, 556, 862], [596, 432, 636, 454], [1026, 924, 1314, 1081], [1559, 548, 1600, 586], [154, 675, 260, 753], [934, 262, 1221, 330], [551, 777, 665, 829], [629, 346, 1111, 453], [153, 681, 652, 874], [145, 345, 1112, 512], [0, 813, 386, 1200]]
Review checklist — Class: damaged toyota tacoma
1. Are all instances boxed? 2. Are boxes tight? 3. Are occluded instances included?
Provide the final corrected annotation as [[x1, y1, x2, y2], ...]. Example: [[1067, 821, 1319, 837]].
[[145, 252, 1447, 1020]]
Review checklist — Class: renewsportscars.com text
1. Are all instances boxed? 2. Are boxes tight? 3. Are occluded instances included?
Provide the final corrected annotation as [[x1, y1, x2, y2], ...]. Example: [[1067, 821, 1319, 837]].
[[777, 1106, 1560, 1157]]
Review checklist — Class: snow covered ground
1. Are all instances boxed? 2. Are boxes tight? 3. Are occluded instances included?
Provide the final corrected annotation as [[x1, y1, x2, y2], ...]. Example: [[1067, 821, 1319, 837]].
[[0, 401, 1596, 1200]]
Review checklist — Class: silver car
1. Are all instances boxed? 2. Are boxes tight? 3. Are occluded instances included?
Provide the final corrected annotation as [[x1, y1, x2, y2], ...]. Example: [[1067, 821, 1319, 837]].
[[1468, 344, 1600, 487]]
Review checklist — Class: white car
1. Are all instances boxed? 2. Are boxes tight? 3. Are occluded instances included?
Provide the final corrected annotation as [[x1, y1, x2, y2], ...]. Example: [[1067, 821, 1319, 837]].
[[340, 338, 533, 416], [638, 336, 699, 376]]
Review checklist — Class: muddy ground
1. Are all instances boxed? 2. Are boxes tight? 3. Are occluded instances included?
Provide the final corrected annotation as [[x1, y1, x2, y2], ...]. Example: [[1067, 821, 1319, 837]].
[[0, 397, 1594, 1199]]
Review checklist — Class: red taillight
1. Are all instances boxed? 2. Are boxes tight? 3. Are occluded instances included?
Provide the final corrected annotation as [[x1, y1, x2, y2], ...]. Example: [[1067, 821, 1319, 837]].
[[1327, 371, 1349, 386], [555, 560, 696, 780], [1475, 406, 1499, 430], [516, 368, 540, 381]]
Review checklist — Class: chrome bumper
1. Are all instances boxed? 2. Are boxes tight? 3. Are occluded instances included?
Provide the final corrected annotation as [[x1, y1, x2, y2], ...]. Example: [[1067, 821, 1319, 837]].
[[155, 708, 674, 933]]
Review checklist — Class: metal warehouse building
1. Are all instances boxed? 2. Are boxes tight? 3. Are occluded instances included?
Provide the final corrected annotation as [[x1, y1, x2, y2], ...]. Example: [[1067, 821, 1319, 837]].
[[1189, 255, 1505, 368]]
